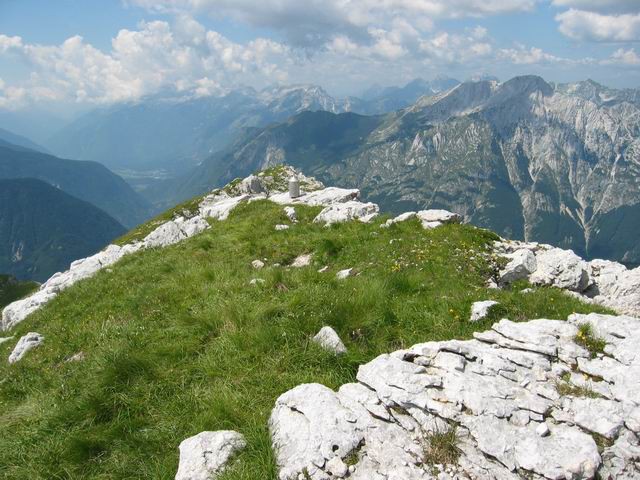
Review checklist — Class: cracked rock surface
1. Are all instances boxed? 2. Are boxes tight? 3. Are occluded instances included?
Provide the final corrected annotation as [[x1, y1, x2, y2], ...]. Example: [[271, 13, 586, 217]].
[[175, 430, 246, 480], [270, 313, 640, 480]]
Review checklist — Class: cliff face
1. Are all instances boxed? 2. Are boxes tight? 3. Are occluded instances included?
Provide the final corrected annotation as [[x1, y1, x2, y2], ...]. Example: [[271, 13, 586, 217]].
[[190, 76, 640, 265]]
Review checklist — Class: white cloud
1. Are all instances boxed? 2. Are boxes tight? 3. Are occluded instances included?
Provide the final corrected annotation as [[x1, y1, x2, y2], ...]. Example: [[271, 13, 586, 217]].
[[126, 0, 536, 48], [552, 0, 640, 14], [498, 44, 574, 65], [556, 8, 640, 41], [0, 18, 292, 108], [603, 47, 640, 65]]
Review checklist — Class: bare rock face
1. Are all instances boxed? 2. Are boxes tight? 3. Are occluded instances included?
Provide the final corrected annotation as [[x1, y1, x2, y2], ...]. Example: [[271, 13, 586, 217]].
[[312, 326, 347, 355], [8, 332, 44, 364], [529, 248, 590, 292], [499, 249, 537, 284], [270, 313, 640, 479], [313, 201, 379, 226], [175, 431, 246, 480]]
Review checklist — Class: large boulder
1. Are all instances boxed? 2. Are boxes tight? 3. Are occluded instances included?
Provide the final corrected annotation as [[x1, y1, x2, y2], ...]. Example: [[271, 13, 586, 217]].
[[529, 248, 590, 292], [416, 209, 462, 229], [499, 249, 537, 284], [313, 201, 379, 225], [587, 260, 640, 317], [175, 431, 246, 480]]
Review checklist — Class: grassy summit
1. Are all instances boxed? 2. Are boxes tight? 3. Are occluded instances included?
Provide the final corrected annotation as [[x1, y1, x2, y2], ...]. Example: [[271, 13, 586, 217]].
[[0, 198, 610, 479]]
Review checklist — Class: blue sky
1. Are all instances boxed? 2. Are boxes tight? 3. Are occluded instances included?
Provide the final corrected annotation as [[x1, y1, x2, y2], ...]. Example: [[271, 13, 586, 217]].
[[1, 0, 639, 111]]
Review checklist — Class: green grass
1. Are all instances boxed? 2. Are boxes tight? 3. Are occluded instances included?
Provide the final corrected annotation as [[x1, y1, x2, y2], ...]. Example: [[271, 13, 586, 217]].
[[0, 200, 611, 479], [574, 323, 607, 358], [0, 274, 39, 309], [423, 425, 461, 468], [555, 373, 602, 399]]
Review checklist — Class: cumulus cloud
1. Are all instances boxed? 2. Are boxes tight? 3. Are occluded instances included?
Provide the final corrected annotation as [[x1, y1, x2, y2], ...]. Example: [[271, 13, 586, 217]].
[[552, 0, 640, 14], [0, 18, 291, 107], [603, 47, 640, 65], [556, 8, 640, 42], [126, 0, 536, 47], [498, 44, 576, 65]]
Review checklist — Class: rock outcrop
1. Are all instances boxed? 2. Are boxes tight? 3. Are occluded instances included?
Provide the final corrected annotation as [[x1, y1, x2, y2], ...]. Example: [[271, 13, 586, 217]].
[[175, 431, 246, 480], [495, 240, 640, 317], [270, 313, 640, 479], [8, 332, 44, 364]]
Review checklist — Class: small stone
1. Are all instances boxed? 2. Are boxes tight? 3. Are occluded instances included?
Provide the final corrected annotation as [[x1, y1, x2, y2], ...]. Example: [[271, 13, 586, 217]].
[[251, 260, 265, 269], [312, 326, 347, 355], [275, 224, 290, 231], [326, 456, 349, 478], [536, 422, 550, 437], [8, 332, 44, 364], [469, 300, 499, 322], [284, 206, 298, 222], [336, 268, 353, 280], [318, 266, 329, 273], [249, 279, 265, 286], [291, 254, 313, 268], [65, 351, 86, 362]]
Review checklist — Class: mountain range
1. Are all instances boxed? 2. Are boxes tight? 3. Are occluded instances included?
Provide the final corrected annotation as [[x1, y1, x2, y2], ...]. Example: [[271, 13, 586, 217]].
[[174, 76, 640, 265], [0, 142, 151, 228], [45, 78, 461, 181], [0, 178, 126, 282]]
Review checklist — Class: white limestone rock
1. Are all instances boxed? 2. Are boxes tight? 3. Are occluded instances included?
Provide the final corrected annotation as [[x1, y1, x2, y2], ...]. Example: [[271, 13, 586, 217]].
[[0, 336, 13, 345], [552, 397, 625, 439], [275, 224, 290, 231], [270, 313, 640, 480], [469, 300, 499, 322], [283, 206, 297, 222], [199, 193, 250, 221], [143, 216, 209, 248], [313, 201, 379, 226], [530, 248, 590, 292], [416, 210, 462, 229], [269, 384, 364, 480], [269, 187, 359, 207], [291, 254, 313, 268], [313, 327, 347, 355], [8, 332, 44, 364], [175, 431, 246, 480], [336, 269, 353, 280], [587, 261, 640, 317], [2, 289, 57, 331], [499, 249, 537, 284], [251, 260, 265, 269], [380, 212, 417, 228]]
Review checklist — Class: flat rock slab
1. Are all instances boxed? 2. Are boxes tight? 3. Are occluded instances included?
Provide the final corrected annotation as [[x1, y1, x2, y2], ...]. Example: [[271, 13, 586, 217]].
[[175, 430, 246, 480], [270, 313, 640, 479]]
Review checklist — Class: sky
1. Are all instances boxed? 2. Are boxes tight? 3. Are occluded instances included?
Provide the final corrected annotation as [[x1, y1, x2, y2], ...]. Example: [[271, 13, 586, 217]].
[[0, 0, 639, 112]]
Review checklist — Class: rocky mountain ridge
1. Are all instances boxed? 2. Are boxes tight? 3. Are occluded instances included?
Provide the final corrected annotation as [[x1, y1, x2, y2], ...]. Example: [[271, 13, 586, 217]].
[[45, 78, 459, 182], [4, 165, 640, 331], [183, 76, 640, 265], [2, 167, 639, 479]]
